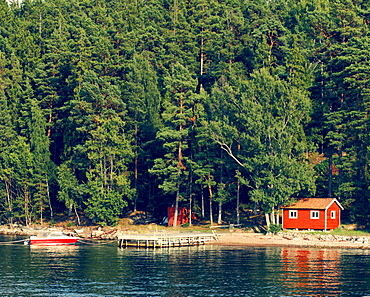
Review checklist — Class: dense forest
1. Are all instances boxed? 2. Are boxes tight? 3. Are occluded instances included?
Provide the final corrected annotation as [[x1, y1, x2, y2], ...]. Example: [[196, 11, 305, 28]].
[[0, 0, 369, 227]]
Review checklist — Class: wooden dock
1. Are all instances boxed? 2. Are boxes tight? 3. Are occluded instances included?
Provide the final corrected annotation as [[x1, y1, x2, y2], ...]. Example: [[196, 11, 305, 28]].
[[118, 232, 218, 248]]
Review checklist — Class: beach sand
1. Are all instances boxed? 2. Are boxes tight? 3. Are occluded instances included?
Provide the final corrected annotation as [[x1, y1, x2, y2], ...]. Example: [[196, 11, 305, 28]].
[[211, 232, 370, 249]]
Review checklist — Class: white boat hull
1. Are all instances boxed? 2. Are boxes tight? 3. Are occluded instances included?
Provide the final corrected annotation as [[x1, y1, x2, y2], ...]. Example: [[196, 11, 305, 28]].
[[26, 232, 80, 246]]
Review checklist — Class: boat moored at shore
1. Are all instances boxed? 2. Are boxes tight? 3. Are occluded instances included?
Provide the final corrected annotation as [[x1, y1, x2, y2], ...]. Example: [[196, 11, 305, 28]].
[[25, 231, 80, 246]]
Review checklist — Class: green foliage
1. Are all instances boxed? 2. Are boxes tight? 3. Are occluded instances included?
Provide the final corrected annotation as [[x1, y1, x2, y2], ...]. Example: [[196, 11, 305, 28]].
[[268, 223, 282, 235], [206, 68, 315, 224], [57, 162, 81, 213], [0, 0, 368, 227]]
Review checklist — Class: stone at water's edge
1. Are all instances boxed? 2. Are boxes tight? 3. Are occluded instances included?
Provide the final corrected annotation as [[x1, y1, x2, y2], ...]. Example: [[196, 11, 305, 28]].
[[0, 225, 118, 240], [280, 231, 370, 245]]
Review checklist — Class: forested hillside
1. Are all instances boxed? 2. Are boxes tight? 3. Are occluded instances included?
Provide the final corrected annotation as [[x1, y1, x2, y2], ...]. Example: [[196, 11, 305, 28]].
[[0, 0, 369, 227]]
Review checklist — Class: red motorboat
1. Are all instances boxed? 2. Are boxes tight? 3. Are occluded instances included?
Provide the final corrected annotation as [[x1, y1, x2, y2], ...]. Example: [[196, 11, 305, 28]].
[[25, 231, 80, 246]]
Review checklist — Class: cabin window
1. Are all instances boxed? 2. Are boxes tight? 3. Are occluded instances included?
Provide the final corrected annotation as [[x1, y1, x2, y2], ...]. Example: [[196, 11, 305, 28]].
[[331, 211, 336, 219], [311, 211, 319, 219], [289, 210, 298, 219]]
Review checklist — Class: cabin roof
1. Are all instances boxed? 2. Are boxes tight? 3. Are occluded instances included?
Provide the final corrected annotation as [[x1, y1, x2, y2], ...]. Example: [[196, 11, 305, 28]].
[[282, 198, 344, 210]]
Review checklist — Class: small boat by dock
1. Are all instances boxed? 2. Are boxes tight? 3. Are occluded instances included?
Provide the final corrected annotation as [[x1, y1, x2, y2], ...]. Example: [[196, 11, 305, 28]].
[[25, 231, 80, 246]]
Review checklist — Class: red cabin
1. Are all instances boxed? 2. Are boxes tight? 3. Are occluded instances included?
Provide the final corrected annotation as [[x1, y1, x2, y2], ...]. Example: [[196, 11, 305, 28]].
[[167, 207, 196, 227], [281, 198, 344, 231]]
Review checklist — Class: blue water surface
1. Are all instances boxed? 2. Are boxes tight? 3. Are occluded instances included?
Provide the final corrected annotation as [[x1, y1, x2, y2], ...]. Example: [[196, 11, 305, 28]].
[[0, 235, 370, 296]]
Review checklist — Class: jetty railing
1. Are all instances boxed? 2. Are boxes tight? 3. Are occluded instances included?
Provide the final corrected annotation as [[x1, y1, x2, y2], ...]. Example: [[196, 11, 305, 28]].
[[118, 232, 217, 248]]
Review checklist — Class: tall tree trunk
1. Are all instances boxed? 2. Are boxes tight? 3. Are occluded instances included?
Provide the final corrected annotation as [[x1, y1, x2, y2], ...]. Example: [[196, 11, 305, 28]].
[[236, 178, 240, 225], [189, 171, 193, 226], [40, 183, 43, 225], [328, 154, 332, 198], [218, 150, 224, 225], [276, 207, 280, 225], [208, 181, 213, 226], [5, 180, 13, 224], [189, 195, 192, 227], [173, 96, 184, 227], [338, 148, 343, 199], [218, 201, 222, 224], [200, 34, 204, 89], [134, 122, 138, 212], [74, 205, 81, 226], [270, 208, 275, 225], [24, 184, 30, 226], [201, 191, 205, 219], [199, 3, 205, 83], [265, 212, 270, 229], [46, 177, 53, 221], [173, 182, 180, 227]]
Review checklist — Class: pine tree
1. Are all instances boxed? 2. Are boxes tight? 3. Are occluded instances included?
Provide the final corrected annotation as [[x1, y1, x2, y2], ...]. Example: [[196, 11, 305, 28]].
[[149, 63, 197, 226], [123, 53, 161, 211], [0, 57, 18, 223], [207, 68, 315, 227], [306, 0, 370, 223], [74, 70, 134, 225]]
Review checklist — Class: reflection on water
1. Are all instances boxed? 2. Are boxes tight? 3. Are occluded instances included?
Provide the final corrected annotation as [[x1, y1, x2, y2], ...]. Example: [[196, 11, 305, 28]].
[[29, 244, 80, 255], [1, 235, 370, 296], [281, 248, 342, 296]]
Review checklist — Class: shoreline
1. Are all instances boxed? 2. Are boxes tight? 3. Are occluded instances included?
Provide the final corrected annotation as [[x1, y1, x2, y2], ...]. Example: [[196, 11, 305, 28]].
[[1, 224, 370, 249], [211, 232, 370, 249]]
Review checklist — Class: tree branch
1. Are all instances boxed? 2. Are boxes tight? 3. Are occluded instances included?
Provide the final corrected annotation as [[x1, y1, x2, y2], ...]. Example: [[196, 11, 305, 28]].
[[211, 131, 245, 167]]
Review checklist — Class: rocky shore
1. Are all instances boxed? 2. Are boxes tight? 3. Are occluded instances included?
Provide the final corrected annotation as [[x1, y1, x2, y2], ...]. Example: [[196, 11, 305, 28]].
[[2, 224, 370, 249], [213, 231, 370, 249], [0, 225, 120, 240]]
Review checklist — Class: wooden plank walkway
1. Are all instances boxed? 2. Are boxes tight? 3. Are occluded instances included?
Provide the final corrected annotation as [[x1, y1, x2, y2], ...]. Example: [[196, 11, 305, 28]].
[[118, 232, 218, 248]]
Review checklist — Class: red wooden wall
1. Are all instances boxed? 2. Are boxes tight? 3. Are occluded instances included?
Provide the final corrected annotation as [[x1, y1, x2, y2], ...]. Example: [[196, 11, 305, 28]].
[[282, 203, 341, 230], [326, 203, 341, 230], [167, 207, 191, 227]]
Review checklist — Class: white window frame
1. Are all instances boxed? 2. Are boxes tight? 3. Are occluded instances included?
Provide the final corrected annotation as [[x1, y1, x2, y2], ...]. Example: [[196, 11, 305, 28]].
[[311, 210, 320, 219], [331, 211, 336, 219], [289, 210, 298, 219]]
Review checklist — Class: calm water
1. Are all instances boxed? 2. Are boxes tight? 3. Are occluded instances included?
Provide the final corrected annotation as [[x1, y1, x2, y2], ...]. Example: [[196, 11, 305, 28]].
[[1, 235, 370, 296]]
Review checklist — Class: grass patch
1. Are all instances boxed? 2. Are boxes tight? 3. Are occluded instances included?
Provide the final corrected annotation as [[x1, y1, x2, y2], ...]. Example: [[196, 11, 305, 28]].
[[329, 228, 370, 236], [282, 225, 370, 237]]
